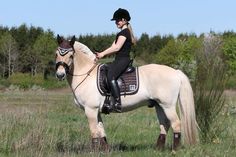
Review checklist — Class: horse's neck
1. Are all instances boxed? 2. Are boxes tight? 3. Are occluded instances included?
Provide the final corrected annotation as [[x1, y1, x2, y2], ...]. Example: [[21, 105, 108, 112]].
[[73, 49, 94, 73]]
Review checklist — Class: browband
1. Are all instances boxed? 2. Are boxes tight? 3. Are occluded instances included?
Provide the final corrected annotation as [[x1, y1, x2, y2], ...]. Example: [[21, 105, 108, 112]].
[[57, 47, 73, 56]]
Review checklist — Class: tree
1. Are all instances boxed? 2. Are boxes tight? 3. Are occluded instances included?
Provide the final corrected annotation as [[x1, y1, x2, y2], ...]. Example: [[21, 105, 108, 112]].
[[222, 36, 236, 76], [154, 36, 201, 81], [10, 24, 29, 52], [0, 32, 18, 78], [31, 32, 57, 75]]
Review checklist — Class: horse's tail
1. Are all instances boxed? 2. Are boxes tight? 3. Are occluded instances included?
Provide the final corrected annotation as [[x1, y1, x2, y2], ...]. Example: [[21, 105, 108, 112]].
[[177, 70, 199, 145]]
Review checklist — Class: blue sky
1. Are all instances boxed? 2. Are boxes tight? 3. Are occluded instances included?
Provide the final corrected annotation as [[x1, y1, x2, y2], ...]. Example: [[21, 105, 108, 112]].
[[0, 0, 235, 38]]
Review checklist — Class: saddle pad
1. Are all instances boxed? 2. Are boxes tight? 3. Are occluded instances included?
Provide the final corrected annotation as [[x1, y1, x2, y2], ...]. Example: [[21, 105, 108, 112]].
[[97, 64, 139, 96]]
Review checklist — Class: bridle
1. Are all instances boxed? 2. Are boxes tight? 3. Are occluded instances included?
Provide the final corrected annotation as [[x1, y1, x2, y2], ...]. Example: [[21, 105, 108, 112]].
[[55, 61, 70, 75], [56, 46, 97, 91], [55, 47, 74, 74]]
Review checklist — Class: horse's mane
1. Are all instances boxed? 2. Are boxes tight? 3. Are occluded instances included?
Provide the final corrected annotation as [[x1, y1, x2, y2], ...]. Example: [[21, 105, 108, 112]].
[[73, 41, 95, 60]]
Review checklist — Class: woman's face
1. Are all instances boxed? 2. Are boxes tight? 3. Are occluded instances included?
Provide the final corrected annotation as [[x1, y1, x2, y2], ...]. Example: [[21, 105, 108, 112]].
[[115, 19, 126, 29]]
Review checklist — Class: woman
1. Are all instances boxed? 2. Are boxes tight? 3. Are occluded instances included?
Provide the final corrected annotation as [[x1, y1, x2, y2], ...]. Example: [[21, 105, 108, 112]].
[[96, 8, 136, 112]]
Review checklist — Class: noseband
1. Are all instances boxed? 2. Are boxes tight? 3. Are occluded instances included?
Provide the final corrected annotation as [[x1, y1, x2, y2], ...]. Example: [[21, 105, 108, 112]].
[[55, 61, 70, 74]]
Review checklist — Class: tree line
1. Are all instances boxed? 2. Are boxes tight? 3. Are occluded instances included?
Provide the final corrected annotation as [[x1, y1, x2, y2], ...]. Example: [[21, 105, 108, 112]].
[[0, 24, 236, 80]]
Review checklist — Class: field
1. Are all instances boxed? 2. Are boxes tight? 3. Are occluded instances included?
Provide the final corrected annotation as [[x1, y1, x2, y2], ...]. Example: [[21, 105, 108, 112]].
[[0, 88, 236, 157]]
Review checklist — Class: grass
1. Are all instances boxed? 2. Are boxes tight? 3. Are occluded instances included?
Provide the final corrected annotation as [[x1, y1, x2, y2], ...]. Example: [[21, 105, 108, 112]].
[[0, 89, 236, 156], [0, 73, 68, 90]]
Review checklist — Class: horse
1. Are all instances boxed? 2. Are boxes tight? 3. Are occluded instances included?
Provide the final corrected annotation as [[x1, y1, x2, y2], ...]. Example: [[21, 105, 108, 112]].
[[55, 35, 198, 151]]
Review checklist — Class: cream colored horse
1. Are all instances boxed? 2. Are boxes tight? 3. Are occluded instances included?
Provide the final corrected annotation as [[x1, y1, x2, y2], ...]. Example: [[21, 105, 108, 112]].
[[55, 35, 198, 151]]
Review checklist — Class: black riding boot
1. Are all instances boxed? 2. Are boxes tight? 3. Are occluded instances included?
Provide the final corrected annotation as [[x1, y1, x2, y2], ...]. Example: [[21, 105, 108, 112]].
[[110, 79, 122, 113]]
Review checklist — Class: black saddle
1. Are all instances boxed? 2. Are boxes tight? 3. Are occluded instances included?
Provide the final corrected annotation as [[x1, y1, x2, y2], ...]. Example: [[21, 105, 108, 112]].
[[97, 64, 139, 96]]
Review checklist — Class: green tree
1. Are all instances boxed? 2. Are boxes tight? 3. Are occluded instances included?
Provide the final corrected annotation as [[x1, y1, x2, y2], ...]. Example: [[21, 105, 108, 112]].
[[0, 32, 18, 78], [32, 32, 57, 75], [135, 33, 150, 62], [78, 34, 115, 52], [154, 38, 182, 66], [154, 36, 201, 80], [222, 36, 236, 75], [10, 24, 29, 52], [136, 33, 149, 52]]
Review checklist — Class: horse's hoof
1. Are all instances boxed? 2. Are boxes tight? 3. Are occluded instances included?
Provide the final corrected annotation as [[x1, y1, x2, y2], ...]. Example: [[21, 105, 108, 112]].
[[156, 134, 166, 150], [172, 132, 181, 150], [91, 137, 110, 152]]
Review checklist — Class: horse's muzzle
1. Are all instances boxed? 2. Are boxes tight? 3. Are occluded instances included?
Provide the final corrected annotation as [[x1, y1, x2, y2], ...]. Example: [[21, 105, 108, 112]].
[[56, 71, 66, 80], [55, 61, 69, 80]]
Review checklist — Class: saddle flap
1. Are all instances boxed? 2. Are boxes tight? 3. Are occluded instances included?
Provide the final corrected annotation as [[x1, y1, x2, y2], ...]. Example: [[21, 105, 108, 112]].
[[97, 64, 139, 96]]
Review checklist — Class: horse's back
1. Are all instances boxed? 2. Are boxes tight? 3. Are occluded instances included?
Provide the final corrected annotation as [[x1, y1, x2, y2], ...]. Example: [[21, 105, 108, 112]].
[[139, 64, 177, 74], [138, 64, 182, 100], [139, 64, 181, 80]]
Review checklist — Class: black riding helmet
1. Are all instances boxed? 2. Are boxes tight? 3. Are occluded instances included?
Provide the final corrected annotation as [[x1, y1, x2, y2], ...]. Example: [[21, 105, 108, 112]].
[[111, 8, 131, 21]]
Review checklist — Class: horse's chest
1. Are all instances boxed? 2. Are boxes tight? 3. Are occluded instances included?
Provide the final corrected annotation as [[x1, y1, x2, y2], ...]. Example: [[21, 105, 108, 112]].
[[73, 93, 91, 111]]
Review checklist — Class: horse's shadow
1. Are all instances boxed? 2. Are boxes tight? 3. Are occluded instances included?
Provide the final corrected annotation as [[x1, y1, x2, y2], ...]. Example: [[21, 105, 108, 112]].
[[56, 141, 159, 153], [111, 142, 154, 151]]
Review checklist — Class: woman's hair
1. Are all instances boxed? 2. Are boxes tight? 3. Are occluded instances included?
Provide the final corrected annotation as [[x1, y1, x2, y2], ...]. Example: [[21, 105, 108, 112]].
[[127, 23, 136, 45]]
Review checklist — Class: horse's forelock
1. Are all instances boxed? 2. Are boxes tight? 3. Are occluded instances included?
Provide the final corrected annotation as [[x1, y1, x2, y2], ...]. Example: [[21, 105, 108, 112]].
[[59, 40, 72, 49]]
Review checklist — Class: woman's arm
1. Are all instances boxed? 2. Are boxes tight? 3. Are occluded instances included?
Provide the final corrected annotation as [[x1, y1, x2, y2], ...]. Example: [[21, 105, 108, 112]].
[[96, 35, 126, 59]]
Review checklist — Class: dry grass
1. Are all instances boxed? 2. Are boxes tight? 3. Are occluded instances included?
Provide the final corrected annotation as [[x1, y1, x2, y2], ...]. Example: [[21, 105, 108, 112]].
[[0, 89, 236, 156]]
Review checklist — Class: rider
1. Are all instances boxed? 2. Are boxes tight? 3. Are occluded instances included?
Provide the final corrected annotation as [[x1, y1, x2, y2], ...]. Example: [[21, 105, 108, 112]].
[[96, 8, 136, 112]]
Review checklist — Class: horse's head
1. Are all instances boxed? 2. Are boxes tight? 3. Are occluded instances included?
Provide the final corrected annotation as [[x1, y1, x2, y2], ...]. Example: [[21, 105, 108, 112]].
[[55, 35, 75, 80]]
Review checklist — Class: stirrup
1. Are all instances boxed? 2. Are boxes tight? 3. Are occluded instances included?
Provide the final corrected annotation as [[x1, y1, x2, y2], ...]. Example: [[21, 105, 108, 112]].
[[102, 103, 113, 114]]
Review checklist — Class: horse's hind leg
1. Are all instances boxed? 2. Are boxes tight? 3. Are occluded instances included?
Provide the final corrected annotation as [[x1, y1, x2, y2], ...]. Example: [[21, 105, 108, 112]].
[[153, 101, 170, 150], [84, 107, 109, 151], [162, 106, 181, 150]]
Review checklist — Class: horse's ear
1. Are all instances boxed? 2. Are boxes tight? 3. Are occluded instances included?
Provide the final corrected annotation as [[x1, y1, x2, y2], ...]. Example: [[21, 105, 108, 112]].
[[57, 34, 63, 44], [70, 35, 76, 47]]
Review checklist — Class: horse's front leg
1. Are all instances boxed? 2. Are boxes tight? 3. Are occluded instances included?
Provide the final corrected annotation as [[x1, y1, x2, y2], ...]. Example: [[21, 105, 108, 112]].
[[84, 107, 109, 151]]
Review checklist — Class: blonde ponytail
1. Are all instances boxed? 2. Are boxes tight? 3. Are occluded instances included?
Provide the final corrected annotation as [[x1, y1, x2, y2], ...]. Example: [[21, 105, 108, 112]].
[[127, 23, 137, 45]]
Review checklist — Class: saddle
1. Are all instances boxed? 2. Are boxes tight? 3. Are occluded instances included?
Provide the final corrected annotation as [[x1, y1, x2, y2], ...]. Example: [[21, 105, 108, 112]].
[[97, 64, 139, 96]]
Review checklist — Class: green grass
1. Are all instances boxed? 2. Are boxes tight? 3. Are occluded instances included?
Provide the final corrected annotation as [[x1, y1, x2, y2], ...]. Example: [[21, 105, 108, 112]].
[[1, 73, 68, 90], [0, 89, 236, 156]]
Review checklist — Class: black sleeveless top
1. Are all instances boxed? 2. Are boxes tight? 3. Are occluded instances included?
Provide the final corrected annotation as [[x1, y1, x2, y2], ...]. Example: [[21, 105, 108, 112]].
[[115, 28, 132, 59]]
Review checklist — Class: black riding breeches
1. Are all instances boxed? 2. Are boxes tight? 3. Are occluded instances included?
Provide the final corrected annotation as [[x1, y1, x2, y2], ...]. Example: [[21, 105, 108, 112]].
[[107, 57, 130, 82]]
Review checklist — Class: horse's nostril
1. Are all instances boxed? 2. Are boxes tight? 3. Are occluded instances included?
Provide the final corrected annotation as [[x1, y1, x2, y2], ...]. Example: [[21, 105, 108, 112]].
[[56, 73, 65, 80]]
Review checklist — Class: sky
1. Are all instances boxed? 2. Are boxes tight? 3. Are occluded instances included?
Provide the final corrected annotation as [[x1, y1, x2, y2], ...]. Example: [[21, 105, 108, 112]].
[[0, 0, 235, 38]]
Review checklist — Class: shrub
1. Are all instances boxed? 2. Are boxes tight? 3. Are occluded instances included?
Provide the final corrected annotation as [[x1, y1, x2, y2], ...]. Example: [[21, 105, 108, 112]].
[[194, 34, 228, 143], [6, 73, 67, 89], [7, 73, 39, 89]]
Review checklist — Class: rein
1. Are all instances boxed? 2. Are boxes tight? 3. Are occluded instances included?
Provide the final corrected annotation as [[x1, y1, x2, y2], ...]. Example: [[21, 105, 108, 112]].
[[68, 63, 97, 77], [72, 63, 98, 91]]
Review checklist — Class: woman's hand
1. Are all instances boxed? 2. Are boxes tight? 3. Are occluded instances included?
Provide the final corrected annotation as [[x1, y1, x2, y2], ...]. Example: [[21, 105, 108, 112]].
[[95, 52, 105, 59]]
